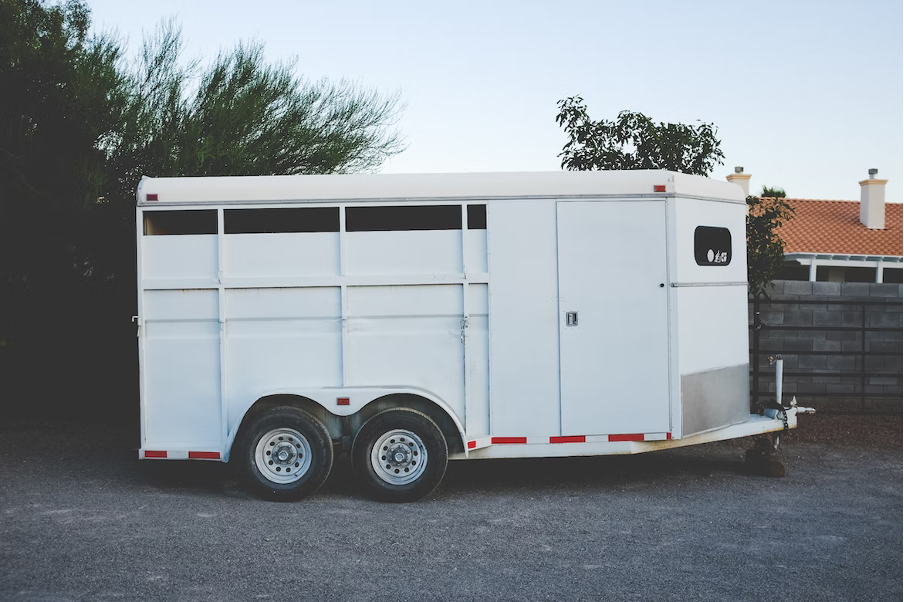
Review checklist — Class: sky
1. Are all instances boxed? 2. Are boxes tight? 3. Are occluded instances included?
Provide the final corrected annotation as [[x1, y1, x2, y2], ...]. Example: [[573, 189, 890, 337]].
[[88, 0, 903, 202]]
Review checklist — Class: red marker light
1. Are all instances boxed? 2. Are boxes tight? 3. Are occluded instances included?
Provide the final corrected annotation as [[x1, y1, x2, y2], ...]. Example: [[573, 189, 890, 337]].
[[337, 397, 350, 406], [146, 193, 158, 201], [654, 185, 666, 192]]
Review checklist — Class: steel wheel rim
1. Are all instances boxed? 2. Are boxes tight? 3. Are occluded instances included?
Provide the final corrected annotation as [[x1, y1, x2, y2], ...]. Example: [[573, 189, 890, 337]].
[[255, 428, 312, 484], [370, 429, 428, 486]]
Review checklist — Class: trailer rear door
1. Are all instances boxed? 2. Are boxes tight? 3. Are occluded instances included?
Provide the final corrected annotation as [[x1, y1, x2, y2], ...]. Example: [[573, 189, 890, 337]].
[[557, 201, 670, 436]]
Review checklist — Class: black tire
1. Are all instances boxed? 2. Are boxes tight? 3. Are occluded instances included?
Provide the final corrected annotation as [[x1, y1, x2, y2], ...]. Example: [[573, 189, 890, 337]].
[[238, 406, 333, 501], [352, 408, 448, 503]]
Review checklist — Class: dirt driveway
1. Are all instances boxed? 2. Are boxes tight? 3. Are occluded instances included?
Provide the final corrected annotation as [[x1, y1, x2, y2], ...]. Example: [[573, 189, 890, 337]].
[[0, 415, 900, 601]]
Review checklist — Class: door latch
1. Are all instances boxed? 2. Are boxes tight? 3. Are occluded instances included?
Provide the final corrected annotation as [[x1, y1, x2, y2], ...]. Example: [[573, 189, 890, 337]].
[[565, 311, 578, 326]]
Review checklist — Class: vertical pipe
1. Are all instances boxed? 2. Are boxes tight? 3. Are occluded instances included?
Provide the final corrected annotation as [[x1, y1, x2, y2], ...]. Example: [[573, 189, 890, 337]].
[[775, 356, 783, 407]]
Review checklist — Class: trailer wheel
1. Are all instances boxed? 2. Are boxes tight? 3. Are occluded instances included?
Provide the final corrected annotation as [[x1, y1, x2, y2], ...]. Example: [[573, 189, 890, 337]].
[[352, 408, 448, 503], [238, 406, 333, 501]]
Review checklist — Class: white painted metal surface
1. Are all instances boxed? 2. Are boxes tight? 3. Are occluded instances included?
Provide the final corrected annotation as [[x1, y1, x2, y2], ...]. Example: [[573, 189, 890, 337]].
[[670, 197, 750, 436], [226, 232, 340, 277], [137, 171, 746, 205], [557, 201, 670, 435], [485, 200, 561, 437], [135, 170, 773, 467], [143, 289, 221, 449]]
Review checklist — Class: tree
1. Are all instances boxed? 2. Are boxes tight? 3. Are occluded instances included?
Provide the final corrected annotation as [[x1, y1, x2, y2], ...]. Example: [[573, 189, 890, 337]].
[[555, 96, 794, 298], [0, 0, 128, 410], [747, 193, 794, 298], [106, 21, 403, 184], [92, 19, 405, 293], [555, 96, 724, 176], [0, 1, 405, 418], [0, 0, 125, 297]]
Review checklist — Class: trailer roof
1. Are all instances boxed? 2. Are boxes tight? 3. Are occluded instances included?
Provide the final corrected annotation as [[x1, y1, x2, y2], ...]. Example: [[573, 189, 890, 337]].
[[137, 170, 746, 206]]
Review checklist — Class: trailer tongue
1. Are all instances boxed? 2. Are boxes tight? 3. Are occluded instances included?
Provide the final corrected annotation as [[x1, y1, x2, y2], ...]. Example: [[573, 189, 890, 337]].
[[460, 360, 816, 460]]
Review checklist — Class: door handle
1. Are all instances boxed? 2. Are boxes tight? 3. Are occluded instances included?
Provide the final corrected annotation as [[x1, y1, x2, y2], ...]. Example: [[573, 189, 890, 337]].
[[565, 311, 578, 326]]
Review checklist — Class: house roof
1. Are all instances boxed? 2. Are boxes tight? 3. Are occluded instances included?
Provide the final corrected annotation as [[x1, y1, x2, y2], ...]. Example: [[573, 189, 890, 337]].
[[776, 198, 903, 257]]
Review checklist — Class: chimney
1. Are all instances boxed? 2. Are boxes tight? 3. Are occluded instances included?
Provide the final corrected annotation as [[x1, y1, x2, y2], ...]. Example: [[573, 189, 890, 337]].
[[726, 166, 751, 196], [859, 168, 887, 229]]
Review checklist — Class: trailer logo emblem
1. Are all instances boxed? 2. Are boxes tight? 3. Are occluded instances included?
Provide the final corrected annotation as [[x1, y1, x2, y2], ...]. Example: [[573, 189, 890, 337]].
[[707, 249, 728, 264]]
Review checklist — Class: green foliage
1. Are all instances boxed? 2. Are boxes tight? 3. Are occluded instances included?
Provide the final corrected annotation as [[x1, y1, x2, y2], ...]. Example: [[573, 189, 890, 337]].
[[761, 186, 786, 198], [0, 1, 404, 417], [92, 19, 404, 291], [747, 195, 795, 298], [106, 20, 403, 189], [555, 96, 725, 176], [0, 0, 127, 351], [555, 96, 793, 297]]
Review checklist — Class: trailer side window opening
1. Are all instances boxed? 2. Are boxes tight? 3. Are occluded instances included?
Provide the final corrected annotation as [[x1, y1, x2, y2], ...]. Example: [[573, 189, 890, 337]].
[[467, 204, 487, 229], [144, 210, 217, 235], [224, 207, 340, 234], [693, 226, 732, 266], [345, 205, 462, 231]]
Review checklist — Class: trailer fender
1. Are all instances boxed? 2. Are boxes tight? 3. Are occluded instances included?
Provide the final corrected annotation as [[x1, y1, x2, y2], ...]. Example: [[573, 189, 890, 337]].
[[225, 386, 467, 462]]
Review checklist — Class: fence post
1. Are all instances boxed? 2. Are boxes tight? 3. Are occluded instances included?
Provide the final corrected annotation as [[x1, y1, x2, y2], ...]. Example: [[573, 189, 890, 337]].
[[752, 295, 760, 411], [860, 301, 867, 413]]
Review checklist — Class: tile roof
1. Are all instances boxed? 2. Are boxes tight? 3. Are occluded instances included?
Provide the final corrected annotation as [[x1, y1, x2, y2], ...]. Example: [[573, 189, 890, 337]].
[[774, 198, 903, 257]]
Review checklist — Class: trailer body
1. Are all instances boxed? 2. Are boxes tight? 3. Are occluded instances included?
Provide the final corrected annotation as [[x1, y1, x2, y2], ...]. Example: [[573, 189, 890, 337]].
[[135, 171, 800, 478]]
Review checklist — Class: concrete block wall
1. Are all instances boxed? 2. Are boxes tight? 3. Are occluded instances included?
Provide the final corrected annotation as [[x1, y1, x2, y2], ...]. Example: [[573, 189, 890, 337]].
[[749, 281, 903, 413]]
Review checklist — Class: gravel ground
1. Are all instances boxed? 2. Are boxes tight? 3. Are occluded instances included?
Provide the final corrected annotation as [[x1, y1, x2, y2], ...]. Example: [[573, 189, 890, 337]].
[[0, 415, 900, 602]]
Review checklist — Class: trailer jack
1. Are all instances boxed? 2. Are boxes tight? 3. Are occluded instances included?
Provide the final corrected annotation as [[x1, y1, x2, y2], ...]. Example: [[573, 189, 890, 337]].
[[745, 435, 785, 478], [746, 356, 819, 478]]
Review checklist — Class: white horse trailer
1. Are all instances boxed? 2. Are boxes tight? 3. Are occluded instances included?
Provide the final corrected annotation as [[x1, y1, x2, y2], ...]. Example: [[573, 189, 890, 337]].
[[135, 170, 811, 501]]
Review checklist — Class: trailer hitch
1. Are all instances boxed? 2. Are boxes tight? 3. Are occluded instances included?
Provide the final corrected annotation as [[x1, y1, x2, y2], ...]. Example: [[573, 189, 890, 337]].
[[763, 355, 816, 432]]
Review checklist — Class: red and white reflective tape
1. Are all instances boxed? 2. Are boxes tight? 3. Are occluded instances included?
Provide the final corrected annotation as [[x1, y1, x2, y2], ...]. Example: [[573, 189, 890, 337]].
[[142, 450, 221, 460], [550, 435, 585, 444], [188, 451, 220, 459], [467, 433, 671, 450], [491, 436, 528, 444], [145, 433, 674, 459]]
